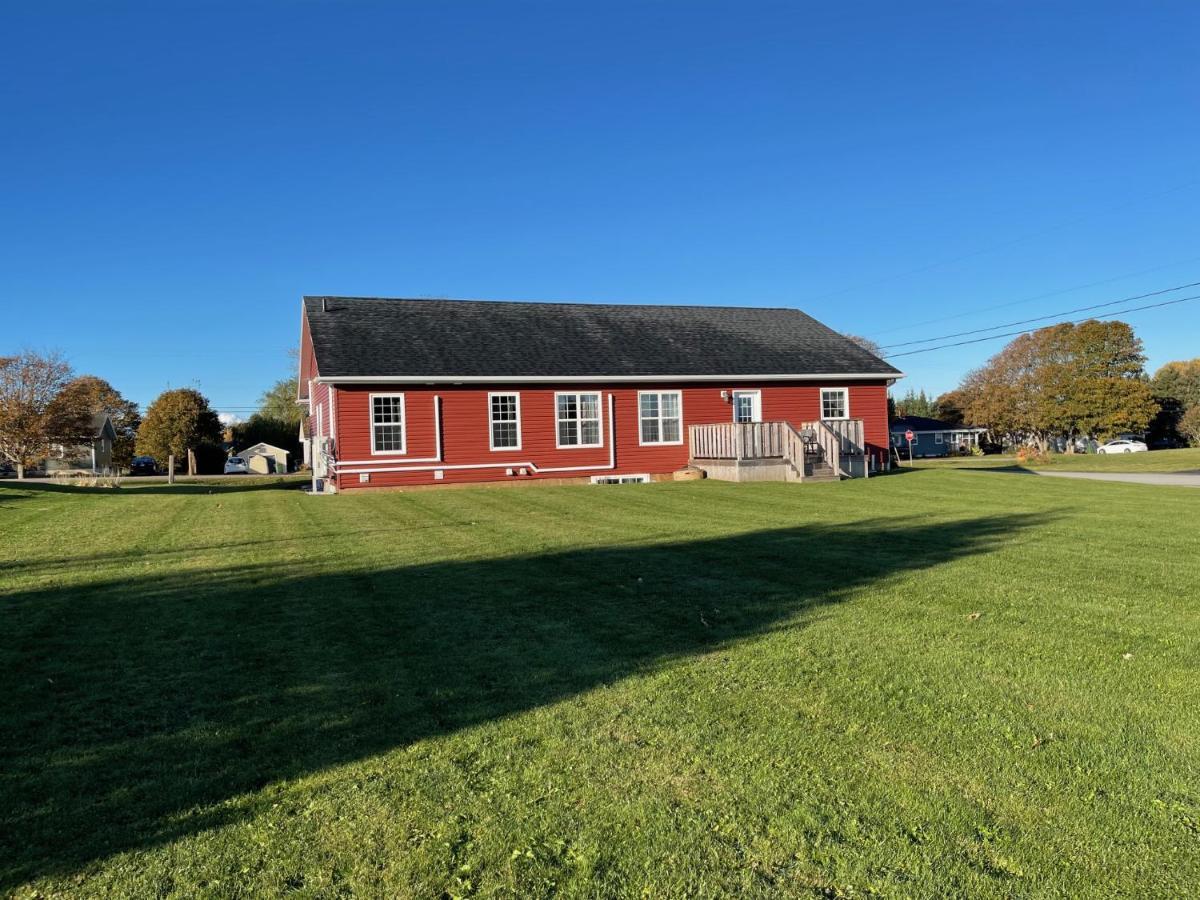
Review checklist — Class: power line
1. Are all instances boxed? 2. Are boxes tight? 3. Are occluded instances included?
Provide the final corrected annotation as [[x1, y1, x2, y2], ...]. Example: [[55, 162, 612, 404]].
[[882, 294, 1200, 359], [866, 254, 1200, 338], [878, 279, 1200, 350]]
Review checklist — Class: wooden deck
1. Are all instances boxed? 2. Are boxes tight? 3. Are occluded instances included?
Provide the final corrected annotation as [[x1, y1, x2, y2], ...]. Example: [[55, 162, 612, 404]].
[[688, 419, 870, 482]]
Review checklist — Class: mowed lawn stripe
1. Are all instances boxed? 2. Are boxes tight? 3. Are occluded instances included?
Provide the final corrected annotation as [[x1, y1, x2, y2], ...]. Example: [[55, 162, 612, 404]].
[[0, 473, 1197, 897]]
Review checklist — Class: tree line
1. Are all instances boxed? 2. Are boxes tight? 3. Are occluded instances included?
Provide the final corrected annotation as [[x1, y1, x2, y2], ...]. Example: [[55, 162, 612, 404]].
[[0, 350, 303, 479], [899, 320, 1200, 451]]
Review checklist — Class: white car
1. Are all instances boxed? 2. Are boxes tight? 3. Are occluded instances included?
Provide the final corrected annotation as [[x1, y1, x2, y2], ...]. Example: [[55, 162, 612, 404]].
[[223, 456, 251, 474], [1097, 439, 1148, 454]]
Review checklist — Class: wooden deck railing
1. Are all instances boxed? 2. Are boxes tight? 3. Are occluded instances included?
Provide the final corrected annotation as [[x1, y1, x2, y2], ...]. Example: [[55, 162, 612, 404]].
[[804, 418, 865, 458], [689, 421, 787, 460], [689, 419, 867, 479]]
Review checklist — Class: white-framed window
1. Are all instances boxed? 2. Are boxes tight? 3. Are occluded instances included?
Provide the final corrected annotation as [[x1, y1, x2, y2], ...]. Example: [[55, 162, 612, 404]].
[[638, 390, 683, 445], [820, 387, 849, 420], [556, 392, 603, 448], [935, 433, 944, 444], [591, 473, 650, 484], [488, 392, 521, 451], [369, 393, 406, 454]]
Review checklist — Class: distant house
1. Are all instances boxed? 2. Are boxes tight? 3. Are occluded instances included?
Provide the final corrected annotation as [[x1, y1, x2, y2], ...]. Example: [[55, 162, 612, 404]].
[[889, 415, 986, 458], [45, 412, 117, 475], [297, 296, 903, 491], [238, 441, 290, 474]]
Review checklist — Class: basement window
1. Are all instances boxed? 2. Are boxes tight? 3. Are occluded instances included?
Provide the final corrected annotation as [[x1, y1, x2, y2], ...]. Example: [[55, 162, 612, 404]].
[[590, 474, 651, 485]]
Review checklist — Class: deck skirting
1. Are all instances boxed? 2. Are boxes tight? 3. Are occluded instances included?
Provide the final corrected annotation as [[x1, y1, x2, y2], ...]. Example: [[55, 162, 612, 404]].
[[690, 457, 802, 483]]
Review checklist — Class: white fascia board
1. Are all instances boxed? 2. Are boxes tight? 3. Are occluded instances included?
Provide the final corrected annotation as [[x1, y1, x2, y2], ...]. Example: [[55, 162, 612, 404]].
[[317, 372, 903, 385]]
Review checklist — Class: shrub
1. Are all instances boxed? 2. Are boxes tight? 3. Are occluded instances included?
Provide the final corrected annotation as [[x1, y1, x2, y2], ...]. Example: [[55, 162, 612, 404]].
[[1015, 446, 1051, 466], [1180, 404, 1200, 447]]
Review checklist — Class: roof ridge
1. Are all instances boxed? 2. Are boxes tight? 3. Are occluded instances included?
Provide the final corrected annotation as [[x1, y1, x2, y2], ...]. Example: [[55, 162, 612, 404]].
[[304, 295, 802, 313], [301, 294, 903, 380]]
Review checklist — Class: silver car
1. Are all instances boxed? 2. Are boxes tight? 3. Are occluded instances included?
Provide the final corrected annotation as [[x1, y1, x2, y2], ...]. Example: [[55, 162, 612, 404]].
[[223, 456, 251, 474]]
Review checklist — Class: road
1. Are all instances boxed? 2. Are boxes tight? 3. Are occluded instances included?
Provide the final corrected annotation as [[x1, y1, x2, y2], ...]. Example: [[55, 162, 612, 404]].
[[1033, 471, 1200, 488]]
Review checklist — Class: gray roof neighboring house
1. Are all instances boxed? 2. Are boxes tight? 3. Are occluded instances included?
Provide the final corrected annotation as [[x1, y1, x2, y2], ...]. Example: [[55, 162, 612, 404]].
[[303, 296, 903, 381], [90, 412, 117, 440], [889, 415, 985, 434]]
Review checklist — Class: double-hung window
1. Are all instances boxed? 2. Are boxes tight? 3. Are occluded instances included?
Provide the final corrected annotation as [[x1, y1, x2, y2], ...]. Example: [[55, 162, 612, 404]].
[[370, 393, 406, 453], [639, 391, 682, 444], [820, 387, 848, 420], [556, 392, 602, 447], [489, 393, 521, 450]]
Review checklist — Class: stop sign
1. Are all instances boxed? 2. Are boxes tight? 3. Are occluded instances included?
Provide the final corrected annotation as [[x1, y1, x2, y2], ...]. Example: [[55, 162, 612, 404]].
[[905, 430, 915, 441]]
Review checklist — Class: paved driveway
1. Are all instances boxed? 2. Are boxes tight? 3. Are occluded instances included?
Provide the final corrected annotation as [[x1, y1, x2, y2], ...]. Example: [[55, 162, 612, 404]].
[[1034, 471, 1200, 488]]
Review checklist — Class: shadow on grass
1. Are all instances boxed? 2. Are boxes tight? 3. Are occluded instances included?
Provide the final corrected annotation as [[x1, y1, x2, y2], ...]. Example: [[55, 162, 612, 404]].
[[0, 512, 1043, 889], [0, 478, 305, 498]]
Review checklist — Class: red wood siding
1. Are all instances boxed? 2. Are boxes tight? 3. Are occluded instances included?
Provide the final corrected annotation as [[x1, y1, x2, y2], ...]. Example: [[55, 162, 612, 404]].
[[327, 381, 891, 489], [306, 381, 332, 476], [298, 312, 318, 400]]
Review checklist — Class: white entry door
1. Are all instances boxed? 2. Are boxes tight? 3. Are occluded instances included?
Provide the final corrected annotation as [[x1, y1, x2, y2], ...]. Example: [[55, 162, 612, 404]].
[[732, 390, 762, 423]]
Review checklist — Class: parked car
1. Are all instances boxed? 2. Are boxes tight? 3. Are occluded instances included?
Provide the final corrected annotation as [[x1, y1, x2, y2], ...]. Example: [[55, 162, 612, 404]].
[[1150, 436, 1186, 450], [223, 456, 251, 474], [128, 456, 158, 476], [1097, 439, 1148, 454]]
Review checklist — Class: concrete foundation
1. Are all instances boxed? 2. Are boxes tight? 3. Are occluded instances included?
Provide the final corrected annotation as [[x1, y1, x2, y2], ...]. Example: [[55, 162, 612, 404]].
[[690, 457, 800, 483]]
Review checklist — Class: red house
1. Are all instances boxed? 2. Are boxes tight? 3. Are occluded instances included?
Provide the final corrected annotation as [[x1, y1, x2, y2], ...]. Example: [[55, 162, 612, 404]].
[[298, 296, 902, 491]]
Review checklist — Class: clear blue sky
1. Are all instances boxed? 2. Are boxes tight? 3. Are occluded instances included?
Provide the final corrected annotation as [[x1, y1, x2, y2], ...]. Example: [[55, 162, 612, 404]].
[[4, 2, 1198, 418]]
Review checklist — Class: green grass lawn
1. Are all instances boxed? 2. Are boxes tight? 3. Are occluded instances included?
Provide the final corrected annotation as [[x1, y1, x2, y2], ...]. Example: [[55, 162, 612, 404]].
[[913, 446, 1200, 473], [2, 472, 1198, 897]]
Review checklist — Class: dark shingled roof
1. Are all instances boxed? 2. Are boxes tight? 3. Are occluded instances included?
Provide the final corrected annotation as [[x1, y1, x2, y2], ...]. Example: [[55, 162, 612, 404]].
[[890, 415, 984, 433], [303, 296, 902, 379]]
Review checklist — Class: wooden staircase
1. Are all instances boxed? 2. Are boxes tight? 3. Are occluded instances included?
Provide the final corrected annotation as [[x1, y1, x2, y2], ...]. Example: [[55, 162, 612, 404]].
[[804, 451, 839, 483]]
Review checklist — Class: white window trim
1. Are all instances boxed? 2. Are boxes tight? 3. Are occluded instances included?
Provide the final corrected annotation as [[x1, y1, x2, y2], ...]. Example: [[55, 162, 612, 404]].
[[935, 433, 944, 444], [591, 473, 651, 484], [637, 390, 684, 446], [820, 387, 850, 421], [731, 389, 762, 424], [488, 392, 522, 452], [554, 391, 604, 449], [369, 392, 407, 456]]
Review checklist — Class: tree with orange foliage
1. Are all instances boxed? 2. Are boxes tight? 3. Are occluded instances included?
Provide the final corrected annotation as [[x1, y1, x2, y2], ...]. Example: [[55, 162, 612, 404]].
[[952, 320, 1158, 452]]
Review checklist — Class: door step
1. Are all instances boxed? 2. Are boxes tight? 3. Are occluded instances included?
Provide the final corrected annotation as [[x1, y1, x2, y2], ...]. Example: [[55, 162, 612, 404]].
[[805, 463, 840, 482]]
